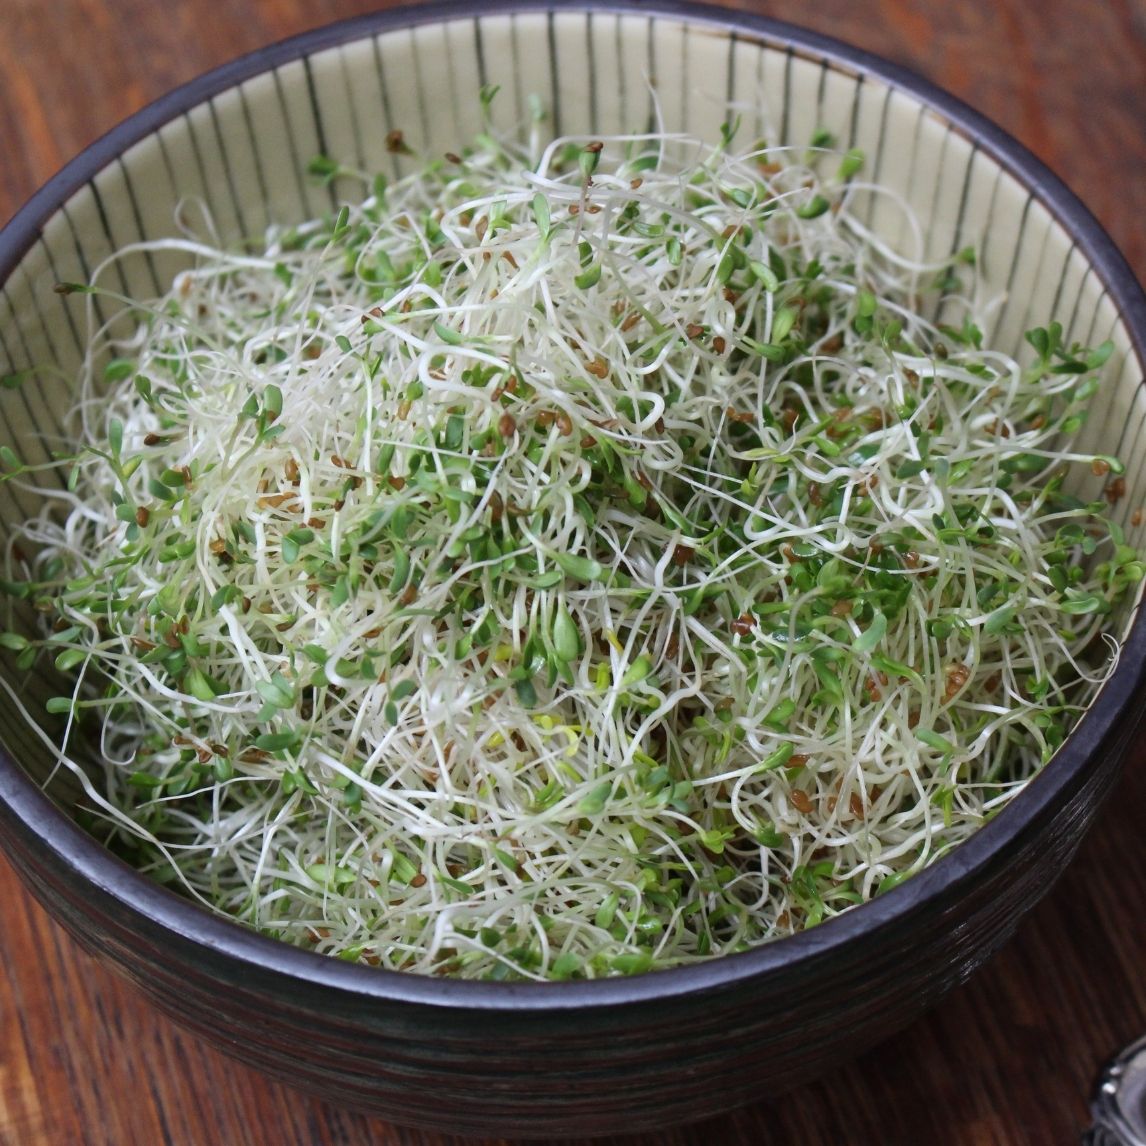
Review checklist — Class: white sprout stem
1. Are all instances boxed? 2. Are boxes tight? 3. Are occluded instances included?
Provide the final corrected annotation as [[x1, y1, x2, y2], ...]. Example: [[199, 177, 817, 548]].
[[6, 119, 1138, 982]]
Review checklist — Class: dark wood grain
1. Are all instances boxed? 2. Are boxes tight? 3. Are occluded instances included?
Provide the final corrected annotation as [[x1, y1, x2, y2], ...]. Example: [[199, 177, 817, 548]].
[[2, 2, 1146, 1143]]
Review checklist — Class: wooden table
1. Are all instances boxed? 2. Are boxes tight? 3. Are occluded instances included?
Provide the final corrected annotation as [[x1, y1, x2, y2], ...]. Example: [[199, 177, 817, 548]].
[[3, 2, 1146, 1143]]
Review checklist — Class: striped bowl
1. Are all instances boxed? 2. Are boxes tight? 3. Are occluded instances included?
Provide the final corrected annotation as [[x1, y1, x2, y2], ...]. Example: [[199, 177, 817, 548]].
[[1, 1, 1145, 1136]]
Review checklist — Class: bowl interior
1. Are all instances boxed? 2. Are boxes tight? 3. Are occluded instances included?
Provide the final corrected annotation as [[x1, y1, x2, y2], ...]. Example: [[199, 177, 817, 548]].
[[1, 2, 1144, 877]]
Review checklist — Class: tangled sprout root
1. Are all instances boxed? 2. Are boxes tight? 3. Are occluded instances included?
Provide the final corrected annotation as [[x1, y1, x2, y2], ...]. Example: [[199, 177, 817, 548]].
[[6, 116, 1140, 980]]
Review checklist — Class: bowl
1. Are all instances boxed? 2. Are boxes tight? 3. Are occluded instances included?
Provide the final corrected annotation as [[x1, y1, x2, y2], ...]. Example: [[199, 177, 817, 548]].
[[1, 1, 1145, 1137]]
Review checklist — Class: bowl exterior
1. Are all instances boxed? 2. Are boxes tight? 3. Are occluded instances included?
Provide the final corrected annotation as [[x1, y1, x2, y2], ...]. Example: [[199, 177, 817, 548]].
[[0, 692, 1137, 1137], [2, 1, 1146, 1136]]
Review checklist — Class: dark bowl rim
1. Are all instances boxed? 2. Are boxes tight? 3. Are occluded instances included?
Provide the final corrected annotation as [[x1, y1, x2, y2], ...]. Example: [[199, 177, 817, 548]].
[[2, 0, 1145, 1012]]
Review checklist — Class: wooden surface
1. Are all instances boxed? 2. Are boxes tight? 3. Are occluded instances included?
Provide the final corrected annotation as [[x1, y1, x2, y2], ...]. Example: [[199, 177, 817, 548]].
[[2, 2, 1146, 1143]]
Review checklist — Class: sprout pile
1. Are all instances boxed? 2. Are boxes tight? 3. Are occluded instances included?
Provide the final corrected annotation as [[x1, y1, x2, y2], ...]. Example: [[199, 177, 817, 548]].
[[3, 109, 1141, 981]]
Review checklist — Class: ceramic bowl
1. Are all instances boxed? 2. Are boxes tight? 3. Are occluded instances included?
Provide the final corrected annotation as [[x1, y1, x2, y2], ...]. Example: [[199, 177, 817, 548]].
[[2, 1, 1145, 1136]]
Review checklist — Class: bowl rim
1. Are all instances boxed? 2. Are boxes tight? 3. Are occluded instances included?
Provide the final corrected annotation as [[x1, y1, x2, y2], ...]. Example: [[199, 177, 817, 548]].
[[2, 0, 1145, 1013]]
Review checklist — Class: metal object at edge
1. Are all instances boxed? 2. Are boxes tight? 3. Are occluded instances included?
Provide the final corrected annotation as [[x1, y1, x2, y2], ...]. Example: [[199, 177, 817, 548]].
[[1085, 1035, 1146, 1145]]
